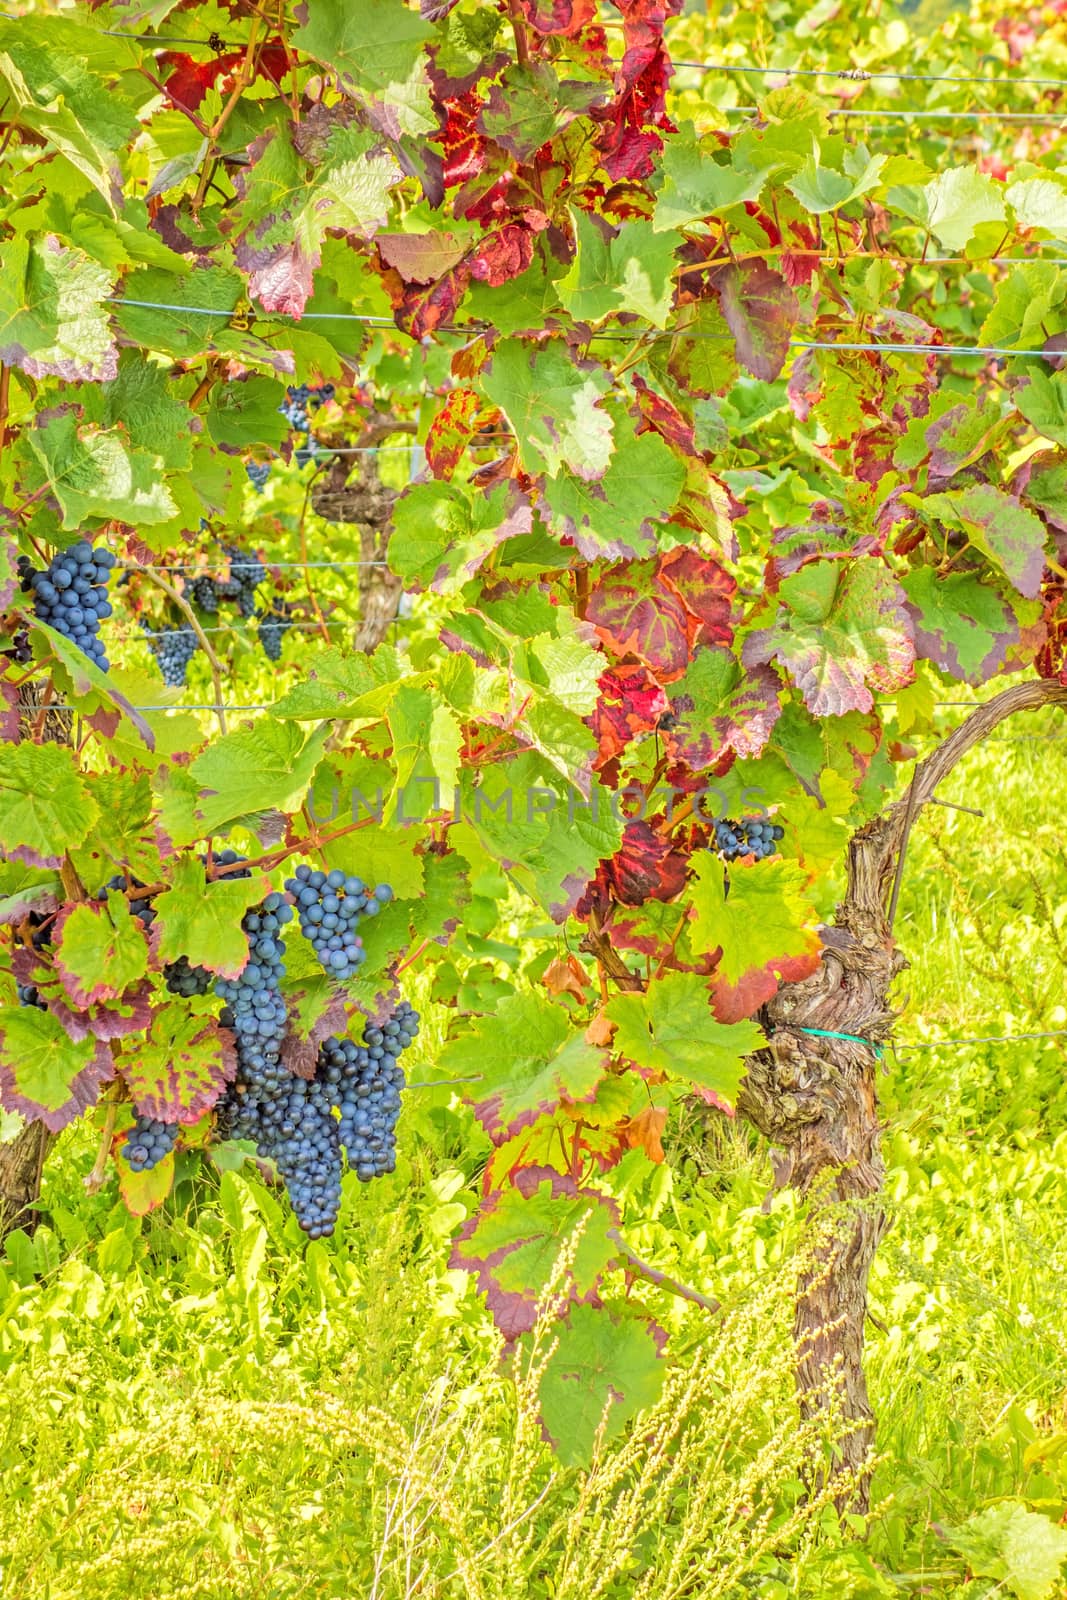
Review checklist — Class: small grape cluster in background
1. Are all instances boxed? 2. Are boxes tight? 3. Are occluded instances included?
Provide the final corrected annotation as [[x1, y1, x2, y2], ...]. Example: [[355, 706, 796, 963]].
[[245, 461, 271, 492], [140, 618, 200, 687], [18, 540, 116, 670], [189, 544, 265, 620], [712, 817, 785, 862], [283, 865, 394, 980], [280, 383, 335, 467], [120, 1114, 179, 1172], [257, 600, 295, 662]]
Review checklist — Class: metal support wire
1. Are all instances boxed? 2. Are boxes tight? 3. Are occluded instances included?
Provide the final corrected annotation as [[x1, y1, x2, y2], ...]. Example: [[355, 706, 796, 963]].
[[100, 296, 1067, 360], [676, 60, 1067, 89]]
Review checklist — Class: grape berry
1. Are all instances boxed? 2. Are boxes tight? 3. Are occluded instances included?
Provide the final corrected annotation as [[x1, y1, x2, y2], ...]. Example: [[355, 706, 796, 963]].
[[712, 817, 784, 862], [120, 1114, 179, 1172], [142, 618, 200, 687], [283, 865, 393, 980], [18, 540, 115, 670]]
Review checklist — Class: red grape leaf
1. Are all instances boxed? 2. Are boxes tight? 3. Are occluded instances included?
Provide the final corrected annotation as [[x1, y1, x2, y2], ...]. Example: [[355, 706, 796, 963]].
[[713, 262, 798, 381], [451, 1168, 618, 1338], [587, 564, 690, 679], [120, 1006, 237, 1124]]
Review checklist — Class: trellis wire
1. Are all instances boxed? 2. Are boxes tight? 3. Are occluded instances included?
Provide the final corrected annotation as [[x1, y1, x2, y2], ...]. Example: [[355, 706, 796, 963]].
[[102, 295, 1067, 361], [117, 560, 392, 571], [714, 103, 1067, 125], [382, 1027, 1067, 1088], [677, 60, 1067, 89]]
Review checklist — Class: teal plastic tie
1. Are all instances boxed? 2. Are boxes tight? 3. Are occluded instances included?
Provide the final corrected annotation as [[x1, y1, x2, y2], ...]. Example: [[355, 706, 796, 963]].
[[795, 1025, 884, 1059]]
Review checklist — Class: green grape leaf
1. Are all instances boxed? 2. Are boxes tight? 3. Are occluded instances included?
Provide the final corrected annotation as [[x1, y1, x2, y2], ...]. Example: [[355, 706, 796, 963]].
[[1016, 371, 1067, 447], [151, 857, 273, 979], [1006, 177, 1067, 238], [607, 970, 762, 1104], [482, 338, 613, 480], [53, 899, 149, 1007], [188, 722, 330, 834], [0, 1006, 113, 1132], [207, 374, 289, 450], [689, 855, 821, 987], [943, 1502, 1067, 1600], [453, 1171, 618, 1338], [924, 167, 1006, 250], [389, 481, 531, 592], [0, 234, 116, 382], [26, 411, 178, 528], [0, 741, 99, 869], [292, 0, 436, 136], [120, 1006, 238, 1124], [440, 989, 608, 1141], [543, 419, 686, 562], [537, 1303, 665, 1468], [559, 211, 677, 327]]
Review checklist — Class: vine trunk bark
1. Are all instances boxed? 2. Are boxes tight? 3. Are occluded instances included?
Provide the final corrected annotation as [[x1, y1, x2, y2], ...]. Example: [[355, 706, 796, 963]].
[[737, 681, 1067, 1508], [0, 1120, 54, 1240], [0, 679, 69, 1241]]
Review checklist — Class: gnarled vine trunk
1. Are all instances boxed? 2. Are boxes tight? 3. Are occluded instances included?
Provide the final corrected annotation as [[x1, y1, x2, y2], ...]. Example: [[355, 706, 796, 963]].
[[0, 679, 68, 1241], [739, 681, 1067, 1508], [311, 447, 405, 654], [0, 1120, 54, 1240]]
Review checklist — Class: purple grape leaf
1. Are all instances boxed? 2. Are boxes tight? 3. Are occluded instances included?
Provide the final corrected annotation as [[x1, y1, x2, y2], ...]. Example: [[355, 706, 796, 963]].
[[713, 261, 798, 381], [120, 1006, 237, 1124], [281, 994, 350, 1081], [902, 568, 1026, 683], [667, 649, 782, 769], [451, 1169, 618, 1339], [438, 990, 608, 1144], [587, 564, 690, 680], [744, 559, 916, 716], [922, 485, 1048, 599], [53, 899, 149, 1009], [0, 1005, 114, 1132]]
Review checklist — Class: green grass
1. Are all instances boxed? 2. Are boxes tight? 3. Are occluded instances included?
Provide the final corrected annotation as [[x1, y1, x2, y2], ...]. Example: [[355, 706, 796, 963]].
[[4, 706, 1067, 1597]]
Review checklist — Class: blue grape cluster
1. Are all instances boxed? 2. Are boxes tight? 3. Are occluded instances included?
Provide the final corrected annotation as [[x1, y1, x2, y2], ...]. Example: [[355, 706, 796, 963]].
[[141, 619, 200, 687], [316, 1001, 419, 1183], [245, 461, 271, 492], [164, 955, 214, 998], [214, 892, 293, 1068], [257, 602, 294, 662], [120, 1113, 179, 1172], [280, 383, 334, 467], [18, 541, 115, 669], [17, 983, 44, 1010], [283, 865, 394, 980], [213, 891, 347, 1237], [712, 817, 785, 862], [188, 545, 265, 620]]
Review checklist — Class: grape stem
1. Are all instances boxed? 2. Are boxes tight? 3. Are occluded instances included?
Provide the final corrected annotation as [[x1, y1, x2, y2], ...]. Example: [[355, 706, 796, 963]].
[[608, 1228, 721, 1316], [139, 566, 228, 735], [85, 1094, 120, 1195]]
